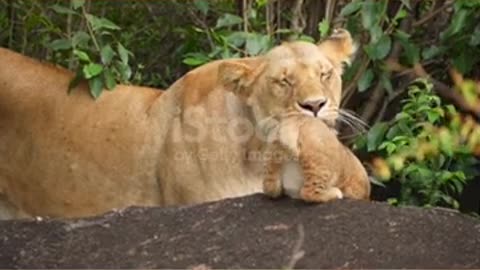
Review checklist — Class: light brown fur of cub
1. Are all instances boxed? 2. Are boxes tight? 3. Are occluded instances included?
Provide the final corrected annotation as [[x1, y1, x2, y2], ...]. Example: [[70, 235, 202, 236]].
[[262, 114, 370, 202]]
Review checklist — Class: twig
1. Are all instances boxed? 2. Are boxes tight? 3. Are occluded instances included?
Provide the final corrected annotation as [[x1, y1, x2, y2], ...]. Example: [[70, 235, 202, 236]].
[[187, 7, 215, 51], [374, 80, 410, 123], [412, 2, 454, 27], [242, 0, 250, 33], [386, 60, 480, 122], [290, 0, 305, 35], [415, 64, 480, 122], [82, 5, 100, 52], [276, 0, 281, 39], [360, 5, 414, 123], [341, 56, 371, 107], [7, 0, 15, 49], [266, 0, 272, 36], [285, 224, 305, 269], [67, 0, 74, 69], [325, 0, 337, 23]]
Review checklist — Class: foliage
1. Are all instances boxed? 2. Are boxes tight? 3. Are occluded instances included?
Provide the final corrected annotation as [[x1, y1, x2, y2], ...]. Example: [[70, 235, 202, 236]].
[[339, 0, 480, 120], [47, 1, 133, 98], [182, 1, 272, 67], [356, 79, 480, 208]]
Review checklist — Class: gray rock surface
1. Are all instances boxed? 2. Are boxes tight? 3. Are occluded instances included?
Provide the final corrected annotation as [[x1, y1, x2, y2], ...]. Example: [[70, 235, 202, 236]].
[[1, 194, 479, 269]]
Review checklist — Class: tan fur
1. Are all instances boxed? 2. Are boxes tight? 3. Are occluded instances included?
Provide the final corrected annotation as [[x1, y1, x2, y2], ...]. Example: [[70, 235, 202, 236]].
[[262, 114, 370, 202], [0, 29, 355, 218]]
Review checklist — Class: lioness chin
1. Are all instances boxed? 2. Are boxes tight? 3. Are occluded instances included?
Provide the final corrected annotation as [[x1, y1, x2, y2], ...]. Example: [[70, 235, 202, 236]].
[[0, 29, 355, 219]]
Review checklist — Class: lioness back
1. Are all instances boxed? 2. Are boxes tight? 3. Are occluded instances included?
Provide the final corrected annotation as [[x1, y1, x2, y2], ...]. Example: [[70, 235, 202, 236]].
[[0, 48, 164, 218]]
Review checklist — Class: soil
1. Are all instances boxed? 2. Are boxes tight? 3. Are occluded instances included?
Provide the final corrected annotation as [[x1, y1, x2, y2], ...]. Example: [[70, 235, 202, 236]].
[[1, 194, 479, 269]]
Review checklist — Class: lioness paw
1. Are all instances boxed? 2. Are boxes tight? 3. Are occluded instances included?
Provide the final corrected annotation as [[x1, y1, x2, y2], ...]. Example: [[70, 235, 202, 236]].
[[263, 179, 283, 198]]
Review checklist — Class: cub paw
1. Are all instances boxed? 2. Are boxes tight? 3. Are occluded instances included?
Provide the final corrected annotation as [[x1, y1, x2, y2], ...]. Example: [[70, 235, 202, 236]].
[[300, 187, 343, 203], [263, 179, 283, 198]]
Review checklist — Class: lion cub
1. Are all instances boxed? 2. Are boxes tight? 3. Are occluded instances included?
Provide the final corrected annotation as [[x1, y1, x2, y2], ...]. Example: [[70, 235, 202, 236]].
[[261, 114, 370, 203]]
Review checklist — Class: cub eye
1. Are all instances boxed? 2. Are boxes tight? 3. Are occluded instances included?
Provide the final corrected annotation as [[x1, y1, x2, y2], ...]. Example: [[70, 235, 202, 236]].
[[321, 70, 333, 81]]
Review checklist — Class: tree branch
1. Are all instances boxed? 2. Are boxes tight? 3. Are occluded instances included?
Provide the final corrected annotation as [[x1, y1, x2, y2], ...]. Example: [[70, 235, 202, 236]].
[[412, 1, 454, 28]]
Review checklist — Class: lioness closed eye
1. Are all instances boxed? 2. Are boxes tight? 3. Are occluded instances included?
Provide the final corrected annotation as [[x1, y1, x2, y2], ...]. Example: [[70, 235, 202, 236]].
[[262, 114, 370, 202]]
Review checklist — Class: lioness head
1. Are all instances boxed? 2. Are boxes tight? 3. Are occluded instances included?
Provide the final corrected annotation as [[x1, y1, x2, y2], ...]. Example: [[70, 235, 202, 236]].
[[219, 29, 355, 126]]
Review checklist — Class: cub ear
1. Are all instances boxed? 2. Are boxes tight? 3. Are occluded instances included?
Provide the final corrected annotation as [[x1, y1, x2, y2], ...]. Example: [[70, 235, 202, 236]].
[[317, 28, 357, 73], [218, 61, 264, 99]]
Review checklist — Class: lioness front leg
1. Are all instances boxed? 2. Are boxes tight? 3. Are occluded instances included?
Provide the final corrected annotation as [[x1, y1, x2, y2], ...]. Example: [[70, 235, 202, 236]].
[[263, 142, 287, 198]]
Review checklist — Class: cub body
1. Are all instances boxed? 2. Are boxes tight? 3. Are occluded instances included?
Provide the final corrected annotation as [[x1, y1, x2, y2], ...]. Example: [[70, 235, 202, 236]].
[[262, 114, 370, 202]]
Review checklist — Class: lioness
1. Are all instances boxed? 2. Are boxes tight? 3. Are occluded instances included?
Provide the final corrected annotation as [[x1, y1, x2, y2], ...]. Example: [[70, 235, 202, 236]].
[[261, 114, 370, 202], [0, 29, 355, 218]]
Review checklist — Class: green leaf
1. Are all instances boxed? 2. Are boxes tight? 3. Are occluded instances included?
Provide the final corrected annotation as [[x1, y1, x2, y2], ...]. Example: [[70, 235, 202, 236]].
[[469, 25, 480, 46], [400, 0, 411, 10], [49, 39, 71, 51], [194, 0, 209, 15], [358, 68, 374, 92], [365, 34, 391, 60], [68, 71, 83, 94], [297, 35, 315, 43], [100, 45, 115, 65], [393, 8, 407, 23], [426, 111, 441, 123], [367, 122, 389, 151], [395, 31, 419, 65], [369, 25, 383, 43], [183, 58, 203, 66], [245, 33, 271, 56], [215, 13, 243, 28], [449, 8, 469, 36], [71, 31, 90, 47], [51, 4, 76, 15], [85, 14, 121, 31], [116, 62, 132, 82], [387, 198, 398, 205], [379, 141, 397, 154], [117, 43, 130, 65], [71, 0, 85, 9], [226, 31, 248, 47], [422, 46, 445, 60], [340, 1, 363, 16], [103, 69, 116, 90], [182, 52, 210, 66], [73, 49, 91, 62], [83, 63, 103, 79], [361, 0, 381, 29], [453, 52, 475, 74], [380, 73, 393, 94], [88, 76, 104, 99], [318, 19, 330, 38]]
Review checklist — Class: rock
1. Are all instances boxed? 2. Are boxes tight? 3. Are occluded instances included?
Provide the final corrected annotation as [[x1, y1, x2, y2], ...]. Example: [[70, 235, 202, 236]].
[[1, 194, 479, 269]]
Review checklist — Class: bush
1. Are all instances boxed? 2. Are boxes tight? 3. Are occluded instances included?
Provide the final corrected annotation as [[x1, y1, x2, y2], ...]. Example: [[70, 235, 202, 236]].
[[356, 79, 480, 208]]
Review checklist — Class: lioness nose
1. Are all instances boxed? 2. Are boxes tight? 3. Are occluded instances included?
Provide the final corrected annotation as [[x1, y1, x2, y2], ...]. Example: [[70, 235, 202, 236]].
[[298, 99, 327, 116]]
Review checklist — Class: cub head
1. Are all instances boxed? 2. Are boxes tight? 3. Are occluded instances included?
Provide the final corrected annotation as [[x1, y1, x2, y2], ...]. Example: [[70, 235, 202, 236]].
[[219, 29, 355, 126]]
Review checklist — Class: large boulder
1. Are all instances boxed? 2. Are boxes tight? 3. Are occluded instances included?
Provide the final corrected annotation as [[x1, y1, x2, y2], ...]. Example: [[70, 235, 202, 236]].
[[1, 194, 479, 269]]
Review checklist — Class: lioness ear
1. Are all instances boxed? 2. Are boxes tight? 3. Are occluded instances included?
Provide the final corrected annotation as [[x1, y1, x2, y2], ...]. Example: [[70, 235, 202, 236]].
[[218, 61, 264, 99], [318, 28, 357, 73]]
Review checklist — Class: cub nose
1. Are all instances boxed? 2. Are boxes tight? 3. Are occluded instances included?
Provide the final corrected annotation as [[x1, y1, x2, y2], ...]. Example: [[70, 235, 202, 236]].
[[298, 98, 327, 116]]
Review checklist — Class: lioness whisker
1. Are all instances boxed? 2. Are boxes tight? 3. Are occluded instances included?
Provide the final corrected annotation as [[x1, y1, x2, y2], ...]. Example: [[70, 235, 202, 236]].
[[337, 109, 369, 127]]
